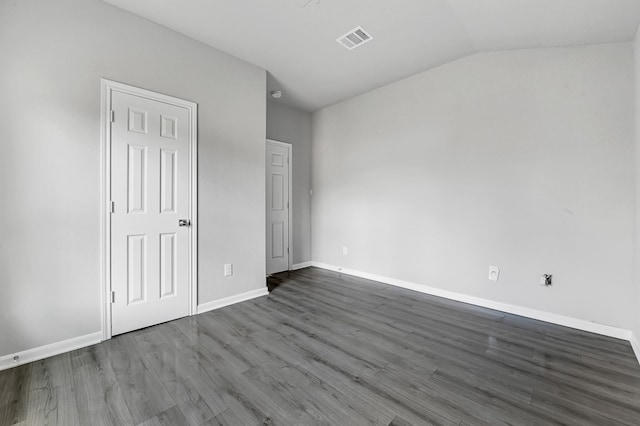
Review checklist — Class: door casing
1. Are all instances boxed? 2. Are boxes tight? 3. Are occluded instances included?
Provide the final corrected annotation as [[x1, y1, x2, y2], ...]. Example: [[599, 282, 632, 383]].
[[100, 79, 198, 341], [266, 139, 293, 273]]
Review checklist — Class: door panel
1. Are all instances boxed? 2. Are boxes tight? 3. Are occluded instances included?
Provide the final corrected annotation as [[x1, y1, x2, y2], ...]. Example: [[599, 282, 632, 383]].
[[266, 142, 290, 274], [272, 221, 284, 258], [160, 233, 177, 298], [111, 90, 190, 336], [271, 173, 284, 210], [127, 234, 147, 304], [160, 149, 177, 213], [127, 144, 147, 213]]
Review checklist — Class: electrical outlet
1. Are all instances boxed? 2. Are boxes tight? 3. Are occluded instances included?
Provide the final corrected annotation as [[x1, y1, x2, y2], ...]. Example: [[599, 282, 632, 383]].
[[540, 274, 552, 287], [488, 266, 500, 281], [342, 246, 348, 255], [224, 263, 233, 277]]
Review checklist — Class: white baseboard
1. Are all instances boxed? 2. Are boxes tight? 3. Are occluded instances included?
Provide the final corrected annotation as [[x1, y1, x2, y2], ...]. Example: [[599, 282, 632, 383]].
[[0, 288, 269, 372], [197, 287, 269, 314], [0, 331, 102, 372], [308, 262, 632, 341], [630, 333, 640, 365], [2, 277, 636, 372], [292, 261, 313, 270]]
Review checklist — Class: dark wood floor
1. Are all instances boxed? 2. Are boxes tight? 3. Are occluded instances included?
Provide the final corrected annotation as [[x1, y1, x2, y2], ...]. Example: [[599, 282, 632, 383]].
[[2, 267, 640, 425]]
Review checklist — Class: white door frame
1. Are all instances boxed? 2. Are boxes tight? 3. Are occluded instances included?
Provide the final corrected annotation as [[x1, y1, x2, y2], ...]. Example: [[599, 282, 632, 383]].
[[266, 139, 293, 271], [100, 79, 198, 341]]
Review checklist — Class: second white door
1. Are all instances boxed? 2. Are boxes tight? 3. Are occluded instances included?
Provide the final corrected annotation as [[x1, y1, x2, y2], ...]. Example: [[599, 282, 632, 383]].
[[110, 89, 192, 336], [266, 141, 291, 274]]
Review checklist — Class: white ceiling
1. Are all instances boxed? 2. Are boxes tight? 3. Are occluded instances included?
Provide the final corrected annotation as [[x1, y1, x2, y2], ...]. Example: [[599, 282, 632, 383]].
[[102, 0, 640, 112]]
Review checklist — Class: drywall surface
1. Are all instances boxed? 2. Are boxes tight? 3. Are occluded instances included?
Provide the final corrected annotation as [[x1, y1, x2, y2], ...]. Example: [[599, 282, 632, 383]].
[[266, 101, 313, 264], [0, 0, 266, 357], [312, 44, 635, 329]]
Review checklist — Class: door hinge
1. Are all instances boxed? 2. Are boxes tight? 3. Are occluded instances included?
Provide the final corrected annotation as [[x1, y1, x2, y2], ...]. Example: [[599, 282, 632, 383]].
[[287, 247, 289, 254], [110, 110, 115, 123], [111, 291, 115, 304], [109, 201, 115, 213]]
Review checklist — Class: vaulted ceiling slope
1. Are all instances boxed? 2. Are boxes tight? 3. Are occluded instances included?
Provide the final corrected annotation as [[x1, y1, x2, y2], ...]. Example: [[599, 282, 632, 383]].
[[102, 0, 640, 111]]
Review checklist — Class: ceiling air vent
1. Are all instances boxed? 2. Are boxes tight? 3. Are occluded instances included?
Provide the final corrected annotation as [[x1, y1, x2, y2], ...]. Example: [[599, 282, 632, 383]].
[[337, 26, 373, 50]]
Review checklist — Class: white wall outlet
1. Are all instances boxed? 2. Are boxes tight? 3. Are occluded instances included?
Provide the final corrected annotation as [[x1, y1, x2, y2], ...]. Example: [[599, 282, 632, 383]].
[[540, 274, 552, 286], [224, 263, 233, 277], [342, 246, 348, 255], [488, 266, 500, 281]]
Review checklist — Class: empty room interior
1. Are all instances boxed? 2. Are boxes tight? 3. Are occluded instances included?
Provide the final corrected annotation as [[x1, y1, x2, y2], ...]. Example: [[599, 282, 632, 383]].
[[3, 0, 640, 424]]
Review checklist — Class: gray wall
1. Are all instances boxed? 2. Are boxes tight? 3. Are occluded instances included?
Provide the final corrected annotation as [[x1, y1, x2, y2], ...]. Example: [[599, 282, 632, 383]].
[[312, 44, 635, 329], [266, 101, 313, 265], [0, 0, 266, 357]]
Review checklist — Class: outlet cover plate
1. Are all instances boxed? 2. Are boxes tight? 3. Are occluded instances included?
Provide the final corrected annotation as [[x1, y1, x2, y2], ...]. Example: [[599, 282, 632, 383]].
[[488, 266, 500, 281], [224, 263, 233, 277]]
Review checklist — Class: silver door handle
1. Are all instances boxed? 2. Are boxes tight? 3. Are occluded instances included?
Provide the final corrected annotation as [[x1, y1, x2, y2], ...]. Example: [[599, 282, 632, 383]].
[[178, 219, 191, 227]]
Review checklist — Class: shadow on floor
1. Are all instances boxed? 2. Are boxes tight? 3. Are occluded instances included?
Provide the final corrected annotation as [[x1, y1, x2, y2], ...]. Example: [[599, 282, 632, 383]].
[[266, 270, 292, 292]]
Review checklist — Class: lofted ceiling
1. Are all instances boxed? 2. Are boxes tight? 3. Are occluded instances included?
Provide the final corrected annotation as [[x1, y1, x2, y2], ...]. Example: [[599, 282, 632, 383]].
[[102, 0, 640, 112]]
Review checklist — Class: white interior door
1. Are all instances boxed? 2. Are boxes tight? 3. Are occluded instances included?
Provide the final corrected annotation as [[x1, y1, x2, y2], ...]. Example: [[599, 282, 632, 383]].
[[110, 90, 191, 335], [266, 141, 291, 274]]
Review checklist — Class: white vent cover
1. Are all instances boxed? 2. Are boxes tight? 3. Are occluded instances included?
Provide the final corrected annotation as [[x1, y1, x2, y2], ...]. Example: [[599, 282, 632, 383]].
[[336, 26, 373, 50]]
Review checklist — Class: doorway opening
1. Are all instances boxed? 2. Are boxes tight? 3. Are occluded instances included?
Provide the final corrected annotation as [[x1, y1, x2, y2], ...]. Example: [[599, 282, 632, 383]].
[[100, 79, 198, 340], [266, 139, 293, 275]]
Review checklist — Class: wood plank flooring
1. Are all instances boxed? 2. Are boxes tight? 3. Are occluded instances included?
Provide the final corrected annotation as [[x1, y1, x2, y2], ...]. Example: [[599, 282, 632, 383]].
[[2, 267, 640, 425]]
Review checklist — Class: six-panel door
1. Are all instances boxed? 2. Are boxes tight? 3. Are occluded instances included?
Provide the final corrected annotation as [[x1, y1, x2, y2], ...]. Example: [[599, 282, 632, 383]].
[[111, 91, 190, 336], [266, 141, 290, 274]]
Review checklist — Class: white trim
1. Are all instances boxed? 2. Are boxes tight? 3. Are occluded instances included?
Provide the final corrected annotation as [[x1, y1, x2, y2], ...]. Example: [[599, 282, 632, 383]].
[[100, 79, 198, 341], [197, 288, 269, 314], [189, 96, 199, 320], [100, 80, 111, 341], [631, 333, 640, 365], [0, 332, 102, 372], [266, 139, 293, 271], [308, 262, 632, 341], [292, 261, 313, 270]]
